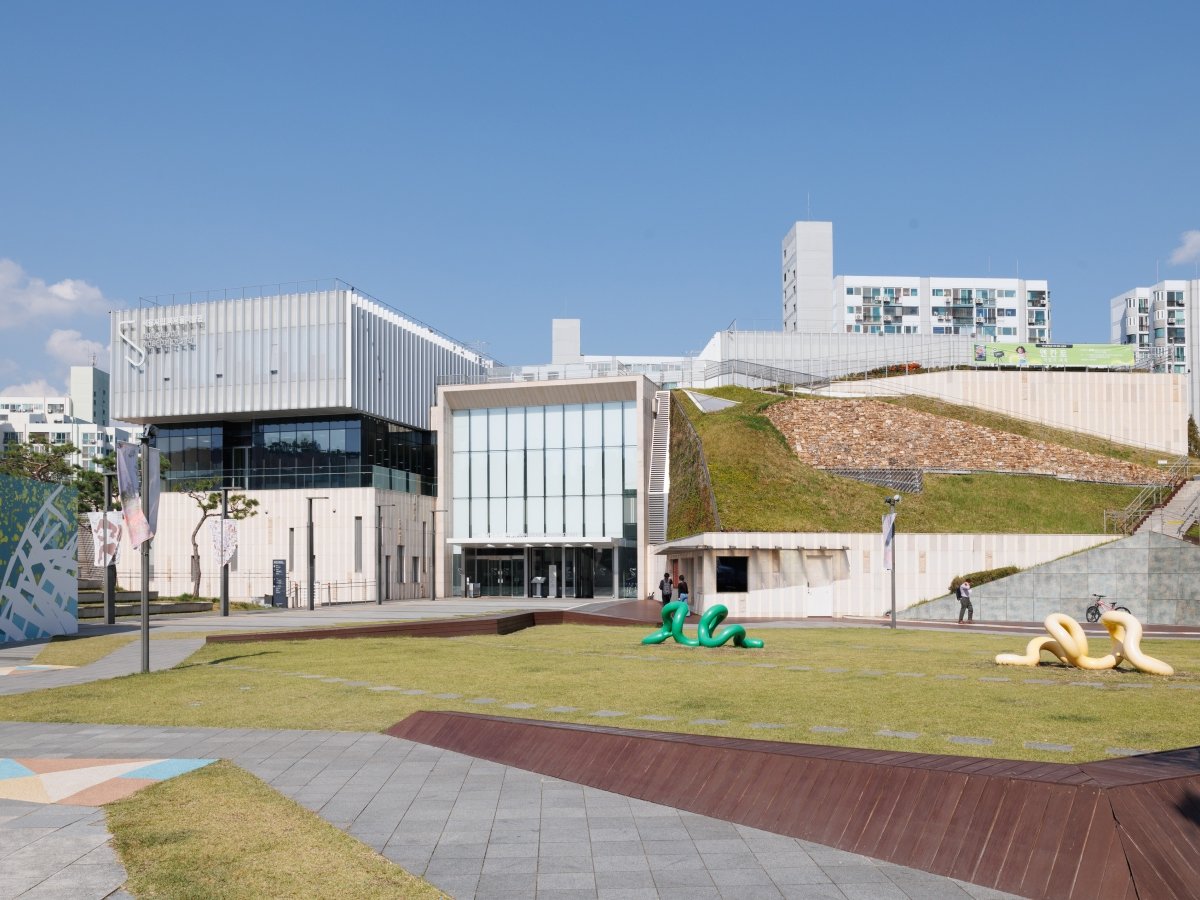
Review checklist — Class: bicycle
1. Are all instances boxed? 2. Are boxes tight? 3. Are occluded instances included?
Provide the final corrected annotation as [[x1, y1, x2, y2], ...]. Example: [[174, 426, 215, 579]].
[[1085, 593, 1129, 623]]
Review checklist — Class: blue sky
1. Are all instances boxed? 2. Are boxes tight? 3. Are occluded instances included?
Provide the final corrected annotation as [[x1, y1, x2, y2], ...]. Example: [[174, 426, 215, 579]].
[[1, 0, 1197, 394]]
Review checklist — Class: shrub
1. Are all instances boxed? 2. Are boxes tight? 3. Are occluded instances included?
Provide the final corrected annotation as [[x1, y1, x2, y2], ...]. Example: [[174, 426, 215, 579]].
[[948, 565, 1019, 595]]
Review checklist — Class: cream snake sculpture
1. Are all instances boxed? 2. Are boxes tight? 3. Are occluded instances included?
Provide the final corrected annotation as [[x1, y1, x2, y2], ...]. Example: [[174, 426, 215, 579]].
[[995, 610, 1173, 676]]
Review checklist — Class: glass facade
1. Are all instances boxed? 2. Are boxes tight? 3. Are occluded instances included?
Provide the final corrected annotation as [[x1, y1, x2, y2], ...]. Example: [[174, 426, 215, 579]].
[[450, 401, 639, 599], [155, 414, 434, 493], [450, 402, 637, 540]]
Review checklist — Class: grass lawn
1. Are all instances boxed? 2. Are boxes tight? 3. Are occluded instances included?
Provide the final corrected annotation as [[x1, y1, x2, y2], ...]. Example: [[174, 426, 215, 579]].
[[34, 633, 137, 667], [4, 624, 1199, 763], [108, 760, 444, 900], [675, 387, 1142, 535]]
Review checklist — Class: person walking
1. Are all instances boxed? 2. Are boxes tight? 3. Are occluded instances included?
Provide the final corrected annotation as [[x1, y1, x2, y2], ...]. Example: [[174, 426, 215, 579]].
[[957, 579, 973, 624], [659, 572, 673, 607], [676, 575, 690, 613]]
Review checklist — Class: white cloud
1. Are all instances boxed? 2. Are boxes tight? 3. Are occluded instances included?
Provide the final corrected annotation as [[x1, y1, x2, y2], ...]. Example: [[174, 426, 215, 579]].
[[45, 329, 107, 367], [0, 379, 64, 398], [1168, 230, 1200, 266], [0, 258, 107, 328]]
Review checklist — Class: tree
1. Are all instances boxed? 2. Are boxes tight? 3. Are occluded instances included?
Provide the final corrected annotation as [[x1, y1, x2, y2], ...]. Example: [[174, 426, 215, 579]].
[[1189, 415, 1200, 459], [0, 437, 78, 484], [183, 480, 260, 597], [75, 451, 118, 514]]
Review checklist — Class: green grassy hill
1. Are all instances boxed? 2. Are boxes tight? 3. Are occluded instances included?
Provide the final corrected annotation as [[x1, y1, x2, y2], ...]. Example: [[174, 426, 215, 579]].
[[669, 387, 1143, 537]]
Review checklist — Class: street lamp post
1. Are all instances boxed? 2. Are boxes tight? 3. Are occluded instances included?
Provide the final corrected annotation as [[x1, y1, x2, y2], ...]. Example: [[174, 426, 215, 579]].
[[430, 508, 445, 601], [139, 429, 153, 673], [376, 503, 395, 605], [884, 495, 901, 631], [220, 487, 230, 617], [102, 471, 116, 625], [307, 496, 329, 611]]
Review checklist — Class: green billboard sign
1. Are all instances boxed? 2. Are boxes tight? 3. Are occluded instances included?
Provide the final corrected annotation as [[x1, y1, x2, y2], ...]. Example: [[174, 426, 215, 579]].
[[971, 342, 1135, 369]]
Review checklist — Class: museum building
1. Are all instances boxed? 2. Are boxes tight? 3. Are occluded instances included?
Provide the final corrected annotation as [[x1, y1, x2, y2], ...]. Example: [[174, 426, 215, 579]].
[[109, 283, 493, 604]]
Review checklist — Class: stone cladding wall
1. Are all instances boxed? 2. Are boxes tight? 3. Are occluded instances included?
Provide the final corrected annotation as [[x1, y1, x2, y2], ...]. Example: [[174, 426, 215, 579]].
[[764, 398, 1166, 485]]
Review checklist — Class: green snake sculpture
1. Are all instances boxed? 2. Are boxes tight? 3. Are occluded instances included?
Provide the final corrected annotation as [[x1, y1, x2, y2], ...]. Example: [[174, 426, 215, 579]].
[[642, 601, 764, 649]]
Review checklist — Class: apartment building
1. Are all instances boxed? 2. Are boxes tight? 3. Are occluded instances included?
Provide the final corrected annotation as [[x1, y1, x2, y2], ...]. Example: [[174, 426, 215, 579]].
[[0, 366, 127, 470], [782, 222, 1051, 342]]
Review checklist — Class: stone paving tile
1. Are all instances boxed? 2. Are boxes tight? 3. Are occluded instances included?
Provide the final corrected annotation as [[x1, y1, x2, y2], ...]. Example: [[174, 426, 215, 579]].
[[947, 736, 995, 746], [591, 710, 628, 718], [547, 706, 581, 713], [875, 730, 919, 740], [1105, 747, 1149, 756], [810, 726, 847, 734], [638, 714, 675, 722], [690, 719, 730, 726], [0, 721, 1025, 900], [977, 677, 1010, 683], [1024, 741, 1073, 752], [936, 674, 967, 680], [504, 702, 536, 709]]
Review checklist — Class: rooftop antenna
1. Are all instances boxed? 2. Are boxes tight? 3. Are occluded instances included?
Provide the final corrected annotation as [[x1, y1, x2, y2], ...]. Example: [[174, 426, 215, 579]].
[[987, 256, 991, 275], [806, 192, 811, 220]]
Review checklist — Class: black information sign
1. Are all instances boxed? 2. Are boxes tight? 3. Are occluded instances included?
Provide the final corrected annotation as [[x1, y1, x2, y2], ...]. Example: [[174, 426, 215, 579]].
[[272, 559, 287, 608]]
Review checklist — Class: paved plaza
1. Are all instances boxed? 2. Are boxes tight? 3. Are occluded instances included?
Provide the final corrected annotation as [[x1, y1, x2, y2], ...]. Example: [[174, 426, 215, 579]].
[[0, 721, 1020, 900]]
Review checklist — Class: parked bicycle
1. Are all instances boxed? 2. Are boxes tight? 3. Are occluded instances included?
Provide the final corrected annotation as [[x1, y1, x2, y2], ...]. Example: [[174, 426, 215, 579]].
[[1085, 593, 1130, 623]]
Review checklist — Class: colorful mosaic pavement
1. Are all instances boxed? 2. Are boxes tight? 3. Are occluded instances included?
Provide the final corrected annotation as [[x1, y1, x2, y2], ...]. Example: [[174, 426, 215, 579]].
[[0, 757, 215, 805], [0, 664, 75, 677]]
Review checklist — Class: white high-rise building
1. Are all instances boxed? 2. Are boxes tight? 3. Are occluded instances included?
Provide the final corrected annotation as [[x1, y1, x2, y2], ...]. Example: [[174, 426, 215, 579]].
[[0, 366, 127, 470], [782, 221, 1051, 342], [1110, 279, 1200, 420]]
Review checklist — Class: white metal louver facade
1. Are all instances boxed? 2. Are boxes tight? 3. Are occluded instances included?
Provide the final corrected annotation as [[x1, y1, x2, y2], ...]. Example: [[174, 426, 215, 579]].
[[110, 288, 490, 428]]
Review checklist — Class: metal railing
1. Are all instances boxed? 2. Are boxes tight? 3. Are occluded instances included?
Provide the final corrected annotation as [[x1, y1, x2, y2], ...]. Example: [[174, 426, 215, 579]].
[[1104, 457, 1194, 534]]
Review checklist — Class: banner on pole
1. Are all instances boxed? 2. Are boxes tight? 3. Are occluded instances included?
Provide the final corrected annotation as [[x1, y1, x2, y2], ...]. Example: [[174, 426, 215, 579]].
[[209, 518, 238, 566], [882, 512, 896, 572], [116, 442, 160, 550], [87, 511, 124, 567]]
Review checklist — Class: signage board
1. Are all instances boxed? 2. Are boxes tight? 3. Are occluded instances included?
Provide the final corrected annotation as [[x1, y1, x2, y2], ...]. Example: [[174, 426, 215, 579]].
[[971, 342, 1134, 368]]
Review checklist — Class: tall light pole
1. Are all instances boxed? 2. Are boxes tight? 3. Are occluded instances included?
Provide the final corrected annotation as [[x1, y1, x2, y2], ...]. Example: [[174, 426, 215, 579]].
[[884, 494, 901, 631], [430, 508, 445, 601], [219, 487, 230, 617], [102, 470, 116, 625], [376, 503, 395, 605], [307, 496, 329, 611], [139, 428, 153, 673]]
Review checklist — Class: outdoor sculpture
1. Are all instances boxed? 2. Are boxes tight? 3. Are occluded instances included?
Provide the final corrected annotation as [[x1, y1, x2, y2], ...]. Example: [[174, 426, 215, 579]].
[[995, 611, 1173, 676], [642, 601, 764, 649]]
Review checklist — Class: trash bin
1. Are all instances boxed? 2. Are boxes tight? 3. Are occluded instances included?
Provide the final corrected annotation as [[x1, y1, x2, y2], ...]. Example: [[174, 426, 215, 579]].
[[531, 576, 546, 598]]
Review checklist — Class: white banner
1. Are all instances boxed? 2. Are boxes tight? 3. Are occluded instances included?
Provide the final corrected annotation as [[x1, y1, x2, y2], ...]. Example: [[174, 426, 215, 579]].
[[115, 442, 160, 550], [116, 442, 150, 549], [209, 518, 238, 566], [882, 512, 896, 572], [86, 511, 123, 567]]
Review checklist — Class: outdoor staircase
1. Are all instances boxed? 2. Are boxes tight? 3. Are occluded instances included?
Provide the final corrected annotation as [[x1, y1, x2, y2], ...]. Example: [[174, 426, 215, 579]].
[[647, 391, 671, 543], [1136, 477, 1200, 539]]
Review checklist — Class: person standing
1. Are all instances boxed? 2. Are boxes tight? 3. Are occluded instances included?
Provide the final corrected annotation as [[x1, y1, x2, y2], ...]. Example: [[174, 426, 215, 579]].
[[957, 580, 973, 624], [659, 572, 673, 607]]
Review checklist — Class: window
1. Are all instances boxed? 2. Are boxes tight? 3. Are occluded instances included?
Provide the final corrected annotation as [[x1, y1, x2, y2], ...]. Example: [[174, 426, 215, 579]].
[[397, 545, 405, 582], [411, 556, 420, 583], [354, 516, 363, 573], [716, 557, 748, 593]]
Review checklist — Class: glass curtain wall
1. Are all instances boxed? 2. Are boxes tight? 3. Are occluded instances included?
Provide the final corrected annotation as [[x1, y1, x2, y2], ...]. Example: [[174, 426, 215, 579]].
[[451, 401, 638, 598], [156, 415, 434, 493]]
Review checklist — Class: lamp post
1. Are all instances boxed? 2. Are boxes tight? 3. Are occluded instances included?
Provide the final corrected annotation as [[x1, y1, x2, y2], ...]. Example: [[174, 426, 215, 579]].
[[139, 428, 153, 673], [307, 496, 329, 611], [884, 495, 901, 631], [102, 470, 116, 625], [430, 508, 445, 601], [219, 487, 231, 617], [376, 503, 395, 605]]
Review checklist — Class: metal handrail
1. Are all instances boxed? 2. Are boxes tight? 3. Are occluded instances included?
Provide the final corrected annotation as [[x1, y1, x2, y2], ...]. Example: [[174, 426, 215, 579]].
[[1104, 457, 1193, 534]]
